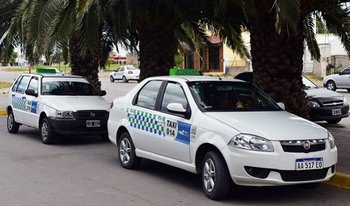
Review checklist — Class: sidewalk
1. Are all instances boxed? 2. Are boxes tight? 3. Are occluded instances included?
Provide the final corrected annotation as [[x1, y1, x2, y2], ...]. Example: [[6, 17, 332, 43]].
[[0, 87, 349, 190]]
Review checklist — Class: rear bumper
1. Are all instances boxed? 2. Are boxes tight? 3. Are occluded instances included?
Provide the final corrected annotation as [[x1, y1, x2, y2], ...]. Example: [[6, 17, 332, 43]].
[[310, 104, 349, 121], [48, 117, 108, 135]]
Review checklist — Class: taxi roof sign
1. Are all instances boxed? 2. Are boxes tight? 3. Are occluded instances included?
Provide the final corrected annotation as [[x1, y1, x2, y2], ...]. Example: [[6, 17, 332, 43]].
[[169, 68, 201, 76], [36, 67, 59, 74]]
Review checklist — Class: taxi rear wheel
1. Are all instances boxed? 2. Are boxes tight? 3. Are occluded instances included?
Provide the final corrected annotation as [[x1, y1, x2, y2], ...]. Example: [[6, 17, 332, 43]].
[[110, 76, 115, 82], [202, 151, 231, 200], [118, 132, 140, 169], [7, 110, 20, 134], [40, 118, 56, 144], [122, 76, 128, 83]]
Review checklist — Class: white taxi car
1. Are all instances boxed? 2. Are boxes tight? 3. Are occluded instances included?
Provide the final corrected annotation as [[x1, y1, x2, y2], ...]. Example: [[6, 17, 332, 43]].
[[107, 76, 337, 200], [7, 73, 109, 144]]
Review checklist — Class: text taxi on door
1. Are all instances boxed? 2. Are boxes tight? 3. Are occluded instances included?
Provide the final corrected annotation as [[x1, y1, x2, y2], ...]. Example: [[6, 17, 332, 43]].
[[107, 69, 337, 200], [7, 68, 109, 144]]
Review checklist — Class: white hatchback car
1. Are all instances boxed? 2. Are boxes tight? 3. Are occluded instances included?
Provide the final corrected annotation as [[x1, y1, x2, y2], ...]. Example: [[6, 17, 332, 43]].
[[110, 65, 140, 83], [7, 73, 109, 144], [108, 76, 337, 200], [323, 66, 350, 92]]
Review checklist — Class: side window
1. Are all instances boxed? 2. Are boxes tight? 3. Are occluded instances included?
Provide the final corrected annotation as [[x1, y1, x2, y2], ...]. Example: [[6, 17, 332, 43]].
[[120, 67, 125, 72], [136, 81, 162, 110], [11, 76, 22, 92], [28, 77, 39, 94], [343, 68, 350, 75], [161, 82, 188, 112], [15, 76, 30, 94]]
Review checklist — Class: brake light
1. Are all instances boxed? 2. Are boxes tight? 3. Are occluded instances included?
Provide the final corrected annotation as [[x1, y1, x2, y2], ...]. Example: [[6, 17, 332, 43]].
[[110, 101, 114, 109], [128, 71, 133, 74]]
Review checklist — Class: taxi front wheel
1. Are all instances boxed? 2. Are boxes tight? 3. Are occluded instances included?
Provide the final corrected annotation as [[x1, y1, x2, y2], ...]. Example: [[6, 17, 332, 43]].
[[7, 110, 19, 134], [202, 151, 231, 200], [118, 132, 140, 169], [40, 118, 56, 144]]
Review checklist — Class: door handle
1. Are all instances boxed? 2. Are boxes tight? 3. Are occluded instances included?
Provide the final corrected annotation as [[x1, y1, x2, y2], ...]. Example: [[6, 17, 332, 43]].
[[11, 94, 15, 97], [22, 96, 26, 100]]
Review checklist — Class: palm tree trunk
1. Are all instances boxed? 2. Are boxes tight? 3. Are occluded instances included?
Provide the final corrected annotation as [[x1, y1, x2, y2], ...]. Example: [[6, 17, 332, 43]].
[[250, 14, 310, 119], [138, 25, 177, 80], [69, 35, 101, 91]]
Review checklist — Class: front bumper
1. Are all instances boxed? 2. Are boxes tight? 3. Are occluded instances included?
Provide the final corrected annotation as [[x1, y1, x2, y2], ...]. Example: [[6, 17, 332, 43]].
[[48, 117, 108, 135], [221, 141, 337, 186], [310, 104, 349, 121]]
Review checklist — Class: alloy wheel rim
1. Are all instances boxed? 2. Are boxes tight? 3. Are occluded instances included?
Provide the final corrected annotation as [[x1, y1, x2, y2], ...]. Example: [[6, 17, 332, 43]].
[[8, 114, 13, 130], [119, 138, 131, 164], [203, 159, 216, 193], [328, 82, 334, 90], [41, 122, 48, 141]]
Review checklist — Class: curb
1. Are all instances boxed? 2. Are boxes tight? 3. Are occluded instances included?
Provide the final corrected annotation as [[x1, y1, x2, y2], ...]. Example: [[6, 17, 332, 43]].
[[0, 109, 6, 116], [325, 172, 350, 190]]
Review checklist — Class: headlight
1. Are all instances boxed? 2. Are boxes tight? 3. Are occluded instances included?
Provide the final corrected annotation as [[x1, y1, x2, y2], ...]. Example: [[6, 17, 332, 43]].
[[229, 134, 274, 152], [56, 110, 74, 119], [308, 100, 320, 108], [328, 132, 336, 149]]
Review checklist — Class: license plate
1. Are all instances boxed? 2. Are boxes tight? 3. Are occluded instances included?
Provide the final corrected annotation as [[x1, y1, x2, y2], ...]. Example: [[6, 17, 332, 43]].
[[332, 109, 341, 116], [296, 158, 323, 171], [86, 120, 100, 128]]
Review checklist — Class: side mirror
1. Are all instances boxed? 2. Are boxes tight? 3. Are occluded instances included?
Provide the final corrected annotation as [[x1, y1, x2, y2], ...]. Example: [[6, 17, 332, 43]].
[[25, 89, 38, 97], [339, 71, 343, 75], [277, 102, 285, 110], [99, 90, 107, 96], [167, 103, 186, 113]]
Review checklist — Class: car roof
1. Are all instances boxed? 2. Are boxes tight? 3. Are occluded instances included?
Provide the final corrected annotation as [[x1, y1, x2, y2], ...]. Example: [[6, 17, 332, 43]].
[[146, 75, 246, 83]]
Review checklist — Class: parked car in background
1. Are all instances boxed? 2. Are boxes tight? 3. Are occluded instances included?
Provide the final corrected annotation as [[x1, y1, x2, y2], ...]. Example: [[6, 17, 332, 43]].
[[235, 72, 349, 124], [108, 75, 337, 200], [7, 73, 109, 144], [110, 65, 140, 83], [323, 66, 350, 92]]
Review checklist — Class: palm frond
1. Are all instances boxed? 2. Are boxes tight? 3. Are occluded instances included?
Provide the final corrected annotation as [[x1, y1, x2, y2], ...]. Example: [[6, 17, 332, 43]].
[[304, 14, 320, 61]]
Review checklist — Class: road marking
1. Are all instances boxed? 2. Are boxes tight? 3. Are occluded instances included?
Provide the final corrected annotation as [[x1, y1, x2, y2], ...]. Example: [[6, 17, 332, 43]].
[[325, 172, 350, 190]]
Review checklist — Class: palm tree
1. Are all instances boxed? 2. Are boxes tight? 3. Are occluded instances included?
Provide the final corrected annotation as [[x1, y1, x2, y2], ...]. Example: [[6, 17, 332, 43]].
[[0, 0, 116, 91], [216, 0, 350, 118], [108, 0, 223, 80]]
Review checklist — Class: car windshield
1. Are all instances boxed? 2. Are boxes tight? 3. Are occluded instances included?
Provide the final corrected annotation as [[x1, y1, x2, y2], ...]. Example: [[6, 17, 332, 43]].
[[302, 76, 318, 89], [188, 81, 281, 112], [41, 79, 99, 96]]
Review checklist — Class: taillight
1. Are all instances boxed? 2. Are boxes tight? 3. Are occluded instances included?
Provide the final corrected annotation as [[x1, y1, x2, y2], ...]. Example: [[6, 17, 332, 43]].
[[110, 101, 114, 109], [128, 71, 133, 74]]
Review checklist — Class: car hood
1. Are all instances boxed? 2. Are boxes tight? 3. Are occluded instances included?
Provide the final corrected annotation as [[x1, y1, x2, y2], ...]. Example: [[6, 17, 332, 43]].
[[41, 96, 109, 111], [305, 88, 343, 99], [205, 111, 327, 141]]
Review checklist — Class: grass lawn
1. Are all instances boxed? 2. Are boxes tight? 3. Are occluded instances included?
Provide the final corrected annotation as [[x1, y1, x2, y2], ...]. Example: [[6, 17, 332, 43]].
[[0, 81, 12, 89], [3, 64, 123, 74]]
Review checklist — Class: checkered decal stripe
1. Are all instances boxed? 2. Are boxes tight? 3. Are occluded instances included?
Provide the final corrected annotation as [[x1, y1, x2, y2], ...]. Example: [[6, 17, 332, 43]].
[[127, 108, 165, 136], [12, 97, 27, 111]]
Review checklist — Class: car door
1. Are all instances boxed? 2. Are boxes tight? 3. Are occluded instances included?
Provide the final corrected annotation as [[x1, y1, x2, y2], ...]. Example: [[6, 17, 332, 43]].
[[10, 75, 31, 124], [22, 76, 40, 128], [129, 80, 164, 152], [337, 67, 350, 88], [116, 67, 125, 80], [152, 81, 192, 163]]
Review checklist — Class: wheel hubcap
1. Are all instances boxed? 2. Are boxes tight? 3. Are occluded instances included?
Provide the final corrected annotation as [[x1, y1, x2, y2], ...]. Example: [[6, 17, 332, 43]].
[[203, 159, 216, 193], [119, 138, 131, 164], [327, 82, 334, 90], [41, 122, 48, 141], [7, 114, 13, 130]]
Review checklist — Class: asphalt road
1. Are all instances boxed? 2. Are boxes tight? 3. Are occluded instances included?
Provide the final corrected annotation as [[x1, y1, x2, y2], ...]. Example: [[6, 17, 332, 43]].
[[0, 116, 349, 206]]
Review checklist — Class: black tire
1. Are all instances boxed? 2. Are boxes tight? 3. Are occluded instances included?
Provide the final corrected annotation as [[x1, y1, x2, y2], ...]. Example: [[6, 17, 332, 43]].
[[347, 89, 350, 93], [202, 151, 231, 200], [7, 110, 19, 134], [122, 76, 128, 83], [327, 118, 342, 124], [326, 80, 336, 91], [118, 132, 140, 169], [110, 76, 115, 82], [40, 118, 56, 144]]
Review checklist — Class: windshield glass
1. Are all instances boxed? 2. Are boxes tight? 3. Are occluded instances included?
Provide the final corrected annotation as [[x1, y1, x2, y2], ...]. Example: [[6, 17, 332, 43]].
[[302, 76, 317, 89], [41, 79, 99, 96], [188, 81, 281, 112]]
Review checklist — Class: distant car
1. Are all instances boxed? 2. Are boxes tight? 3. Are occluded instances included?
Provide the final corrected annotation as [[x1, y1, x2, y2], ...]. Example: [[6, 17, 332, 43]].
[[108, 75, 337, 200], [110, 65, 140, 83], [235, 72, 349, 124], [7, 73, 109, 144], [323, 66, 350, 92]]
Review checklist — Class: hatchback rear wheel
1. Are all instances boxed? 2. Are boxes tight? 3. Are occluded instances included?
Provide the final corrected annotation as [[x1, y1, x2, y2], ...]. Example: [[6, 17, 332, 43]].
[[7, 110, 19, 134]]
